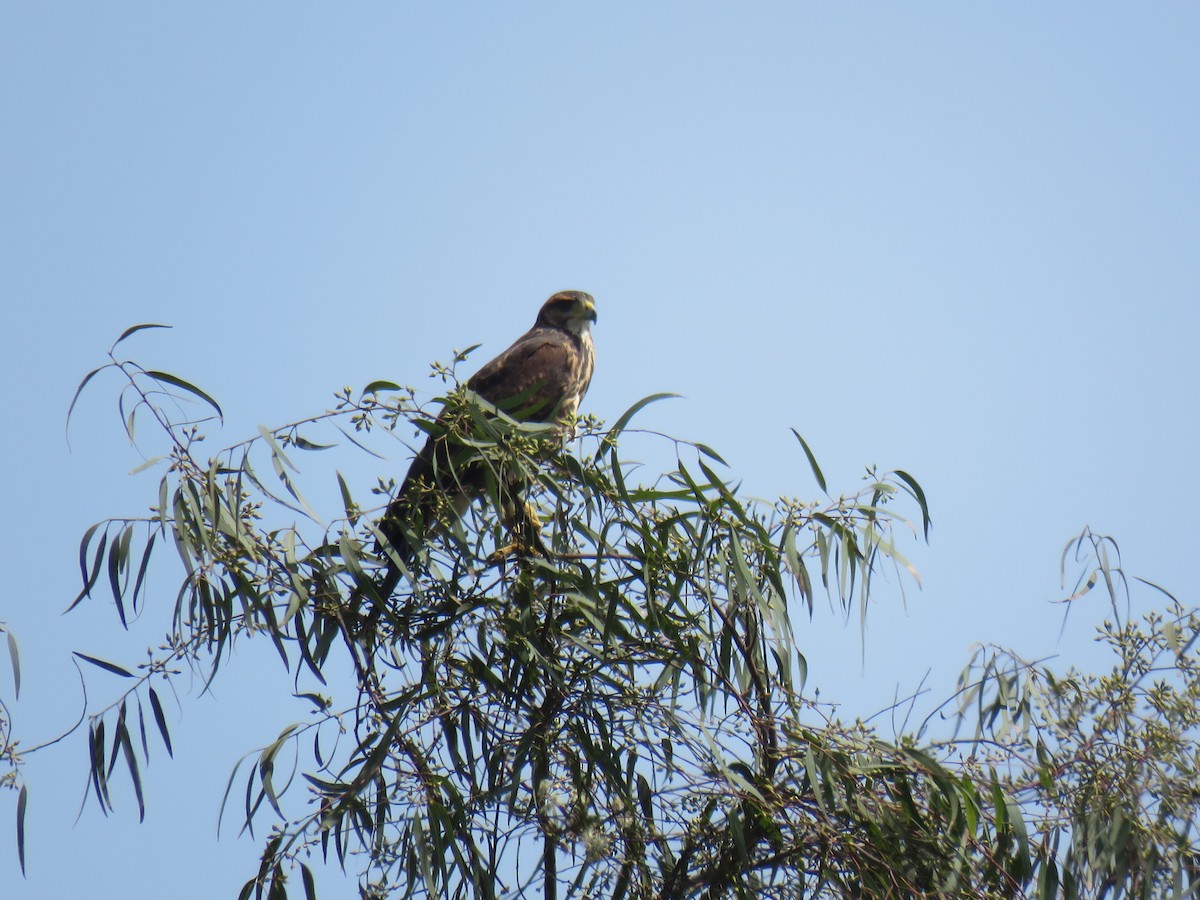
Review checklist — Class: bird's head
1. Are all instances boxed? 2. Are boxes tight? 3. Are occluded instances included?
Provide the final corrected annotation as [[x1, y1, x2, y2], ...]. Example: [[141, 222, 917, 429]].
[[537, 290, 597, 335]]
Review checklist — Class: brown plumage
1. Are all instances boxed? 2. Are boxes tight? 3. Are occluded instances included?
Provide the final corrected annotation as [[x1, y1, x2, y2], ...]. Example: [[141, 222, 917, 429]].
[[373, 290, 597, 599]]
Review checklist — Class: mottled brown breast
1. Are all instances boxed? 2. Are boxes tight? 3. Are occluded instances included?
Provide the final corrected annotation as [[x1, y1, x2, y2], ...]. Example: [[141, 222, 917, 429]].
[[467, 300, 595, 428]]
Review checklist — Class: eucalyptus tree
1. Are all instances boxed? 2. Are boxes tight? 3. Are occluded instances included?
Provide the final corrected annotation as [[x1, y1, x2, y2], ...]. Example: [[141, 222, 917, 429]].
[[3, 326, 1198, 898]]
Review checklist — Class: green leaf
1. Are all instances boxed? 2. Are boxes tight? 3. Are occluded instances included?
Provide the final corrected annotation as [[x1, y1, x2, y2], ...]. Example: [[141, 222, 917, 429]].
[[108, 524, 133, 627], [108, 703, 127, 778], [636, 773, 654, 820], [256, 723, 303, 819], [128, 455, 165, 475], [1059, 570, 1098, 604], [113, 323, 171, 348], [292, 436, 334, 451], [258, 425, 298, 472], [300, 862, 317, 900], [90, 719, 111, 813], [781, 525, 813, 616], [336, 471, 357, 520], [596, 392, 680, 461], [790, 429, 827, 494], [257, 426, 321, 522], [16, 784, 27, 874], [1163, 620, 1181, 654], [241, 458, 308, 519], [454, 342, 482, 362], [5, 629, 19, 699], [1133, 576, 1181, 604], [892, 469, 931, 539], [66, 522, 107, 612], [149, 687, 174, 757], [73, 652, 135, 678], [118, 719, 146, 821], [333, 423, 386, 459], [1005, 794, 1032, 880], [728, 531, 765, 610], [1037, 851, 1060, 898], [136, 696, 149, 760], [66, 364, 109, 443], [217, 755, 248, 839], [363, 380, 402, 395], [694, 442, 728, 466], [130, 531, 157, 614], [119, 388, 137, 443], [144, 370, 223, 420]]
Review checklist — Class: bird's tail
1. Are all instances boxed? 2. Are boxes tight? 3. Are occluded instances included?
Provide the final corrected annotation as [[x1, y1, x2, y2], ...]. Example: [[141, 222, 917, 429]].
[[374, 510, 417, 602]]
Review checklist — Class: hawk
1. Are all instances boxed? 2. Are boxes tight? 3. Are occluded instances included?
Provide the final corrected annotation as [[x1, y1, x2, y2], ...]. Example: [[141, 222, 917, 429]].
[[372, 290, 597, 600]]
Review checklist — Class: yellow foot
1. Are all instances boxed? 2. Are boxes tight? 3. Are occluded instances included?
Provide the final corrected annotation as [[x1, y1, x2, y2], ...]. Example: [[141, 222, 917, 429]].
[[487, 501, 550, 564], [486, 542, 521, 565]]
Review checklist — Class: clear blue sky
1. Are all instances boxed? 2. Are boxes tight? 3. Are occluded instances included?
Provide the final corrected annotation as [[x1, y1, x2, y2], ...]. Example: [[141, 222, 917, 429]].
[[3, 4, 1198, 897]]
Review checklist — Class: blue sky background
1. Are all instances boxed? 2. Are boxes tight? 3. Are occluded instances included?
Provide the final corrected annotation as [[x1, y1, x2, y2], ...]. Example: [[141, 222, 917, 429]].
[[3, 3, 1198, 897]]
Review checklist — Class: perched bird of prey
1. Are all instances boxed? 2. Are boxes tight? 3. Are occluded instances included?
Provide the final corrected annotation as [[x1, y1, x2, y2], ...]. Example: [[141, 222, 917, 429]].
[[372, 290, 597, 600]]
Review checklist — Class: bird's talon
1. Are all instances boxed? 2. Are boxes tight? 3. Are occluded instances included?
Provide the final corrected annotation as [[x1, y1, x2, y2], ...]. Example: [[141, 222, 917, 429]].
[[487, 543, 520, 565]]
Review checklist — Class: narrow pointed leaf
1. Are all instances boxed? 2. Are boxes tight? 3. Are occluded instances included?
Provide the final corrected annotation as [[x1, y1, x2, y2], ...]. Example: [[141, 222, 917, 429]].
[[149, 687, 174, 757], [66, 365, 109, 440], [892, 469, 931, 539], [128, 455, 165, 475], [113, 323, 171, 347], [118, 721, 146, 821], [596, 392, 680, 461], [16, 784, 27, 874], [5, 629, 19, 699], [790, 429, 827, 493], [292, 436, 334, 451], [73, 652, 135, 678], [144, 370, 223, 419]]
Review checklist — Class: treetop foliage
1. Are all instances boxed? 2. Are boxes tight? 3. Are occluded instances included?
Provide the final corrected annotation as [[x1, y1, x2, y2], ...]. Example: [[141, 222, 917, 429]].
[[2, 325, 1199, 898]]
